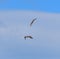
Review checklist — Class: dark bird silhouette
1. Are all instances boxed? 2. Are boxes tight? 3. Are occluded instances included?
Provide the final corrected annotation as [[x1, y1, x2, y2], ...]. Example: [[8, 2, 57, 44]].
[[30, 18, 37, 27], [24, 36, 33, 40]]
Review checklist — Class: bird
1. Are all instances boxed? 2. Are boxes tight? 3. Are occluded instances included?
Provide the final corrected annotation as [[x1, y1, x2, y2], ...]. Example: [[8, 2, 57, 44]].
[[30, 18, 37, 27], [24, 36, 33, 40]]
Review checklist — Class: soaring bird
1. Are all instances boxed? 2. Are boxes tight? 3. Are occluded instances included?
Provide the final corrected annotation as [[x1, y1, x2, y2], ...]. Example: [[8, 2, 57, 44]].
[[24, 36, 33, 40], [30, 18, 37, 27]]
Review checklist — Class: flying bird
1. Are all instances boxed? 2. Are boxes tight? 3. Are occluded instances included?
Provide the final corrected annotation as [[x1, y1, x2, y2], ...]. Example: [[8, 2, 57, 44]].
[[30, 18, 37, 27], [24, 36, 33, 40]]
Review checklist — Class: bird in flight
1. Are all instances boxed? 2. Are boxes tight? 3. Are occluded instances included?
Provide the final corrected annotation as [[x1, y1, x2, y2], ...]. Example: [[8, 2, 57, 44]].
[[30, 18, 37, 27], [24, 36, 33, 40]]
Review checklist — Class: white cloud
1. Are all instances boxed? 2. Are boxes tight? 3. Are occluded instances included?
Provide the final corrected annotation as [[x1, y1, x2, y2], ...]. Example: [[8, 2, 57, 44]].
[[0, 11, 60, 59], [0, 10, 60, 45]]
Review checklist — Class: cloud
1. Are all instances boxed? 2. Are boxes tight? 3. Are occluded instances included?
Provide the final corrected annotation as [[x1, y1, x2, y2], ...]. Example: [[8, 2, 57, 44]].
[[0, 10, 60, 59], [0, 10, 60, 38], [0, 10, 60, 48]]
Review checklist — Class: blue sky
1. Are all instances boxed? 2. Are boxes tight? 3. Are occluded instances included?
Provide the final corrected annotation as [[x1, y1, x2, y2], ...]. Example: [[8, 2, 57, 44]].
[[0, 0, 60, 13], [0, 0, 60, 59]]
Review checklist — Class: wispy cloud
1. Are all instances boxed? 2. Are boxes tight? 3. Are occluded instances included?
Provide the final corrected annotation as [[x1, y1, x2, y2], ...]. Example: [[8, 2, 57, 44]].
[[0, 10, 60, 47], [0, 10, 60, 38], [0, 10, 60, 59]]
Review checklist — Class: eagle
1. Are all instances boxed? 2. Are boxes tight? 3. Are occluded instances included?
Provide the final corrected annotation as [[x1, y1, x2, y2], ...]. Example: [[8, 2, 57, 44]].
[[30, 18, 37, 27], [24, 36, 33, 40]]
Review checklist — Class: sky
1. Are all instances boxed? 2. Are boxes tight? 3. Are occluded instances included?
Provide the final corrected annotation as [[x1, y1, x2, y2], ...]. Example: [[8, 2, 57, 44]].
[[0, 0, 60, 13], [0, 0, 60, 59]]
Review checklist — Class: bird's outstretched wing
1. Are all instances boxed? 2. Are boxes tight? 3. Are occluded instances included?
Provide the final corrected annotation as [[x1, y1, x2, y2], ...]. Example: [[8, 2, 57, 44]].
[[24, 36, 33, 40], [30, 18, 37, 27]]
